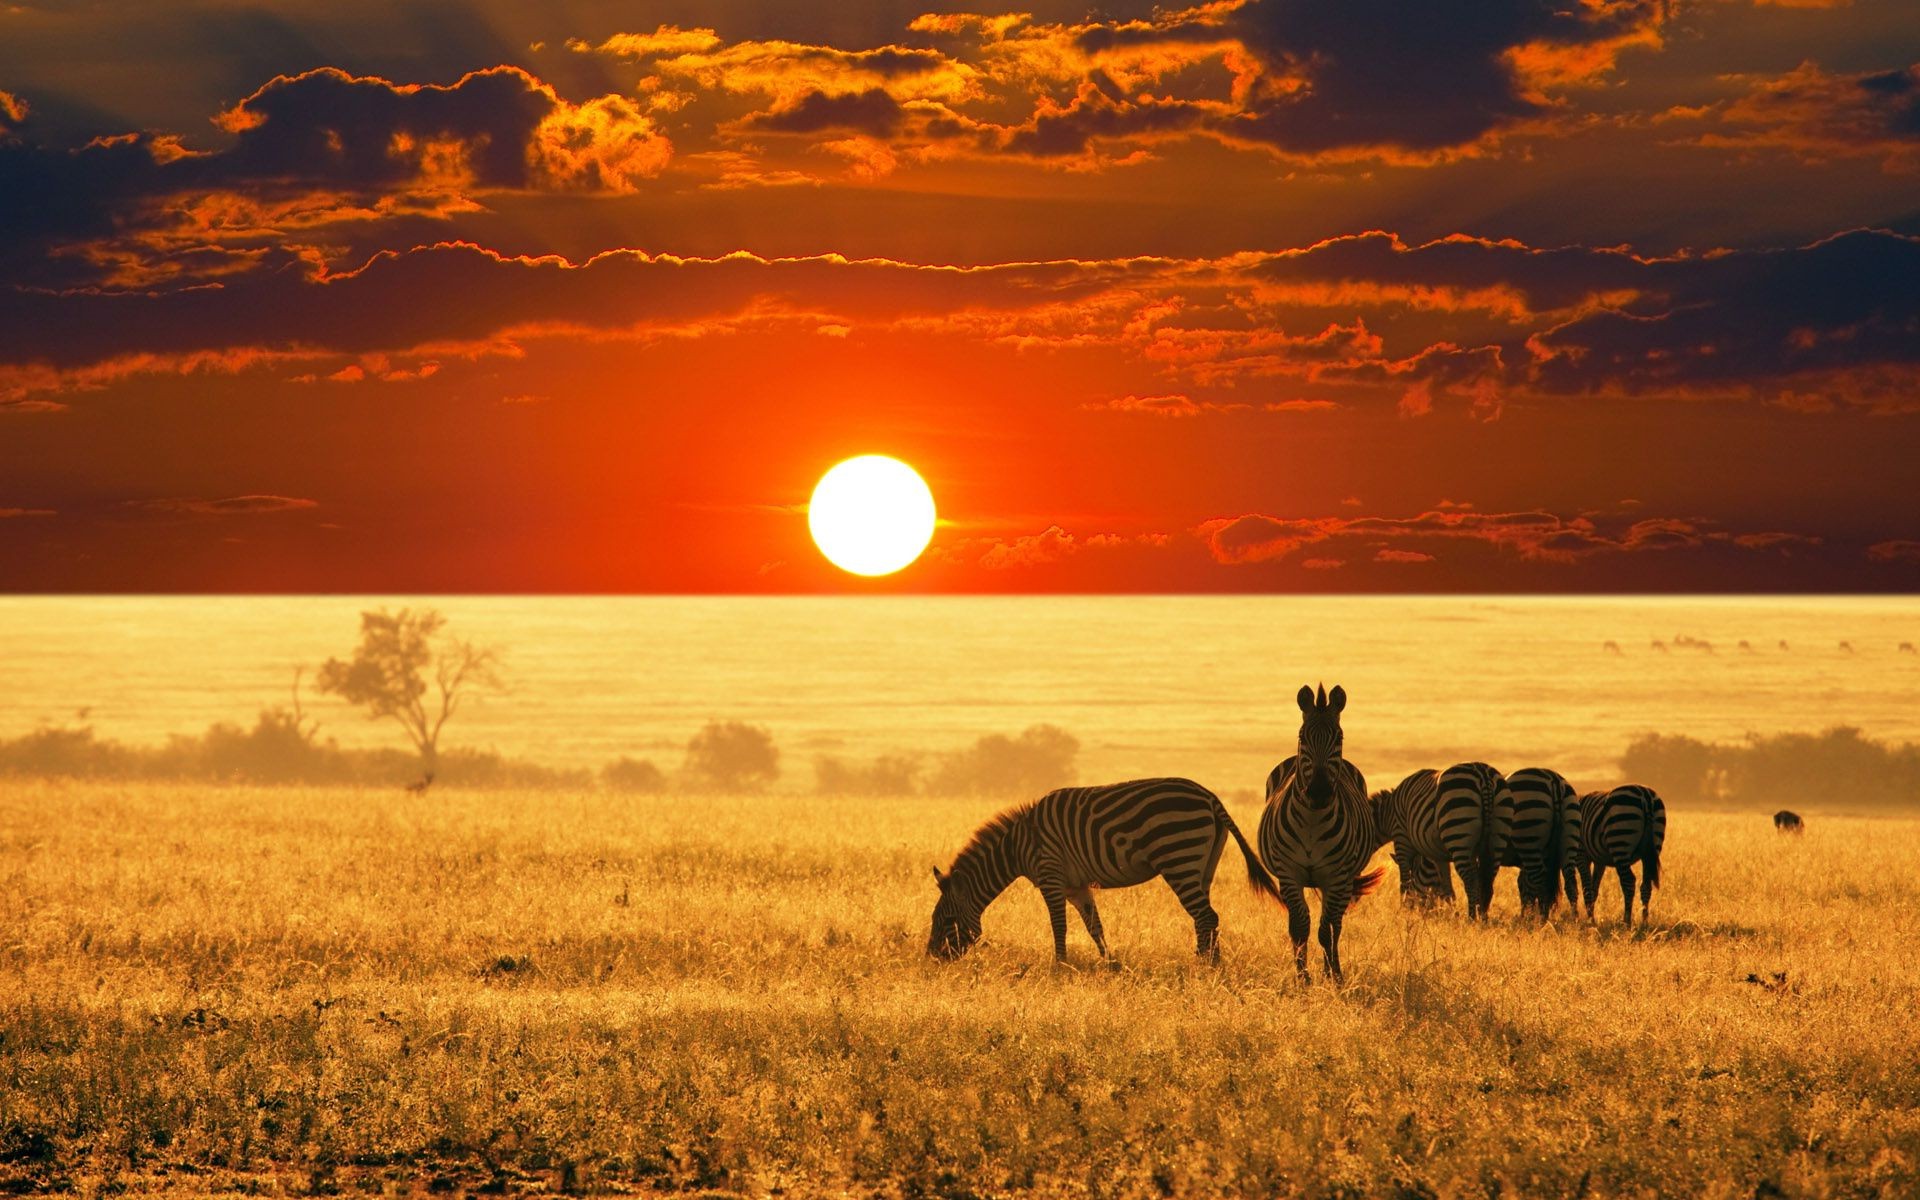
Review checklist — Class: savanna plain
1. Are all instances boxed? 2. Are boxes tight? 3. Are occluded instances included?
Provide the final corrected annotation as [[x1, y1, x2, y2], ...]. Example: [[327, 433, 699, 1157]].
[[3, 782, 1916, 1199]]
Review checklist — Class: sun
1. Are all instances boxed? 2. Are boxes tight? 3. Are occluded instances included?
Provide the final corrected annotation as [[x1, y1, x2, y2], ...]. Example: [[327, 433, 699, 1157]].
[[808, 455, 937, 576]]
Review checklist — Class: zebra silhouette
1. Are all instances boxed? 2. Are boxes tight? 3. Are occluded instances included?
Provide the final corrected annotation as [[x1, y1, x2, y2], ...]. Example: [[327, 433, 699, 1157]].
[[1259, 684, 1386, 983], [1575, 785, 1667, 928], [928, 777, 1280, 963], [1503, 767, 1579, 920]]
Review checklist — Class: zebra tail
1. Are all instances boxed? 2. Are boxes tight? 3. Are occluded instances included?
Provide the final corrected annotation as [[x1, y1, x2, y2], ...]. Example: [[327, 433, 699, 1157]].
[[1219, 806, 1284, 904], [1641, 832, 1662, 891], [1353, 866, 1387, 901]]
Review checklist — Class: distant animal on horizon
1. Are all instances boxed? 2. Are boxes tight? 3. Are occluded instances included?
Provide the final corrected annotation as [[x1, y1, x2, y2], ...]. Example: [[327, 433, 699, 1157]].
[[404, 772, 434, 794], [1901, 643, 1916, 655], [1575, 785, 1666, 929], [1504, 767, 1580, 920], [1774, 810, 1804, 835], [1738, 640, 1754, 653], [1602, 640, 1622, 654], [1779, 640, 1790, 651], [1260, 684, 1385, 983], [1839, 641, 1854, 653], [927, 777, 1280, 963], [1650, 640, 1668, 652]]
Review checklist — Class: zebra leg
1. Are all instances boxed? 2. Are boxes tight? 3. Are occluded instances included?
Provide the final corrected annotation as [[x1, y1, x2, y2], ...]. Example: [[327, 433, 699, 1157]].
[[1066, 886, 1110, 958], [1638, 866, 1655, 926], [1616, 864, 1636, 930], [1158, 871, 1221, 961], [1318, 888, 1352, 984], [1040, 884, 1071, 960], [1579, 862, 1597, 920], [1279, 881, 1312, 982], [1457, 860, 1484, 922], [1561, 865, 1580, 920]]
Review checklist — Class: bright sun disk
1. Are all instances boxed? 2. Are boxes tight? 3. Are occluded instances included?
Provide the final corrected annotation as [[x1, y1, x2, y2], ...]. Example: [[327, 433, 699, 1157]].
[[808, 455, 936, 576]]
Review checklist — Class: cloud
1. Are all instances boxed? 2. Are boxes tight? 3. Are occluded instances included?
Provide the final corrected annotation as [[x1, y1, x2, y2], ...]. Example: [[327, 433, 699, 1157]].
[[1668, 61, 1920, 172], [0, 67, 670, 283], [977, 525, 1079, 570], [128, 495, 319, 516], [1196, 507, 1815, 567], [1867, 540, 1920, 563], [2, 228, 1914, 413], [0, 507, 56, 518]]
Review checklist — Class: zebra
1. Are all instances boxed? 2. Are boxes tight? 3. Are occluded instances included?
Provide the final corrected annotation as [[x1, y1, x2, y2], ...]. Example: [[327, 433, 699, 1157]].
[[1575, 785, 1667, 928], [1371, 764, 1509, 919], [1438, 762, 1514, 921], [1774, 810, 1804, 834], [1259, 684, 1386, 983], [1369, 771, 1452, 909], [1503, 767, 1578, 920], [927, 777, 1280, 963]]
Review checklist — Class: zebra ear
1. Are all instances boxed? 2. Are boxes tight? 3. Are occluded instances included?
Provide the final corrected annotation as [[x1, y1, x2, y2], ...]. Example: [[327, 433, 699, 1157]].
[[1296, 684, 1314, 712], [1329, 685, 1346, 713], [932, 866, 948, 889]]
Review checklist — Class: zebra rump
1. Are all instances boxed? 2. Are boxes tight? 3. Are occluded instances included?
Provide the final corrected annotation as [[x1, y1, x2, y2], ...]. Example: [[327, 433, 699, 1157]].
[[1505, 766, 1578, 918], [1437, 761, 1513, 921]]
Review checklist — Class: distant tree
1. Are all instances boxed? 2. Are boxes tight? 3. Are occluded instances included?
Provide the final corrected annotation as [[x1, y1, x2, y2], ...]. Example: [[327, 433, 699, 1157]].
[[683, 720, 780, 791], [926, 724, 1080, 796], [814, 752, 922, 796], [603, 756, 669, 793], [315, 608, 501, 778]]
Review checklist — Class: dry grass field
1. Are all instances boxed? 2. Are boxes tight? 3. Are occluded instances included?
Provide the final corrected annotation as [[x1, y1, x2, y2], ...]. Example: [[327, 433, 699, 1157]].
[[2, 780, 1917, 1198]]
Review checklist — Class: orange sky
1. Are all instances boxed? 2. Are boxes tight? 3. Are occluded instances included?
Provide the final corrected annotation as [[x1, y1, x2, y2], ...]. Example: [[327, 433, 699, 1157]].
[[1, 0, 1918, 591]]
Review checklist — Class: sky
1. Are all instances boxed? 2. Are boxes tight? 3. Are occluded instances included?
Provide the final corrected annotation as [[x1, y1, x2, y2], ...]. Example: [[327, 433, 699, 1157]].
[[1, 0, 1917, 593]]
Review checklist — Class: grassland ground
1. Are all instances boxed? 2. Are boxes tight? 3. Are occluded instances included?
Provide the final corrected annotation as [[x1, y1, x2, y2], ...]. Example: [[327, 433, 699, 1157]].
[[1, 781, 1917, 1198]]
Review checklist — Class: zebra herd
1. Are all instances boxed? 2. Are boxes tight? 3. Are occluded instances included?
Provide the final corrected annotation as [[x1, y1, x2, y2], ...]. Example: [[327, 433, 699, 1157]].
[[928, 682, 1669, 981]]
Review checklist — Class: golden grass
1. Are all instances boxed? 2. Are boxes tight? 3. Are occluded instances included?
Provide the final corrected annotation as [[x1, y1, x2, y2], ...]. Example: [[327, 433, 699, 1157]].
[[2, 781, 1917, 1198]]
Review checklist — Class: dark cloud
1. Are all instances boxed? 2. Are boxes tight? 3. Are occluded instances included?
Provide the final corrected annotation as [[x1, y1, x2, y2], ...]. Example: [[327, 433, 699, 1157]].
[[741, 88, 905, 136]]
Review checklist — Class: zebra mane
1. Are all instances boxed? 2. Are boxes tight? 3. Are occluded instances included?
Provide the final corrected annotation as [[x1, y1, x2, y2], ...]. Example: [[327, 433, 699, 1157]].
[[948, 801, 1034, 875]]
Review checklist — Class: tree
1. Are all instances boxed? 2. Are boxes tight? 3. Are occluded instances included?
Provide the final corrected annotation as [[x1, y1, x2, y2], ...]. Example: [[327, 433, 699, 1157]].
[[315, 608, 501, 778], [683, 720, 780, 791]]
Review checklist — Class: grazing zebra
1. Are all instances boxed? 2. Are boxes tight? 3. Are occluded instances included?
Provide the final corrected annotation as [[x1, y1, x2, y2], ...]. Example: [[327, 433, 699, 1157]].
[[1372, 764, 1511, 920], [1774, 809, 1804, 835], [1503, 767, 1578, 920], [1439, 762, 1514, 921], [1369, 771, 1451, 909], [1575, 785, 1667, 928], [1259, 684, 1386, 983], [927, 777, 1281, 962]]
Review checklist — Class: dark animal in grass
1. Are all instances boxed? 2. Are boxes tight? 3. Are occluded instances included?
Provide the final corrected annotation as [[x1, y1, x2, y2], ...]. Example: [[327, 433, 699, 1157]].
[[1773, 810, 1804, 835], [928, 777, 1279, 963]]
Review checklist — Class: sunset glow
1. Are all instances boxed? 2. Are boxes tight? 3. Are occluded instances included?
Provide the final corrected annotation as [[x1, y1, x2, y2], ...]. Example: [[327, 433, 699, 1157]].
[[808, 456, 937, 577]]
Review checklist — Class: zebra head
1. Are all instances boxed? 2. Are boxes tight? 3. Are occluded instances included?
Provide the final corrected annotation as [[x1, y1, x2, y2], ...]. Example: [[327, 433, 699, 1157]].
[[1292, 683, 1347, 806], [927, 865, 982, 959]]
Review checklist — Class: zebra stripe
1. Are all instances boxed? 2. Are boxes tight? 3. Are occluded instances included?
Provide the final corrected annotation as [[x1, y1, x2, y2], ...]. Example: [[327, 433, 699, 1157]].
[[928, 777, 1281, 962], [1503, 767, 1577, 919], [1258, 683, 1386, 983], [1437, 762, 1513, 921], [1575, 784, 1667, 928], [1369, 770, 1454, 908]]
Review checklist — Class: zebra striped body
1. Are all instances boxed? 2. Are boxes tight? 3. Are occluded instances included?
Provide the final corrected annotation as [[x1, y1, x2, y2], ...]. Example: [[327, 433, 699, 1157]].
[[1373, 765, 1509, 919], [1502, 767, 1578, 919], [1575, 784, 1667, 928], [1438, 762, 1514, 920], [1369, 771, 1454, 908], [1258, 684, 1386, 983], [928, 777, 1280, 962]]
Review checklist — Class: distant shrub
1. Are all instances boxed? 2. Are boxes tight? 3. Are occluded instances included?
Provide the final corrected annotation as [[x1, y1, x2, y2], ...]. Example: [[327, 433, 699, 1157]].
[[1621, 725, 1920, 810], [926, 724, 1080, 797], [603, 756, 669, 793], [683, 721, 780, 792], [814, 753, 922, 796]]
